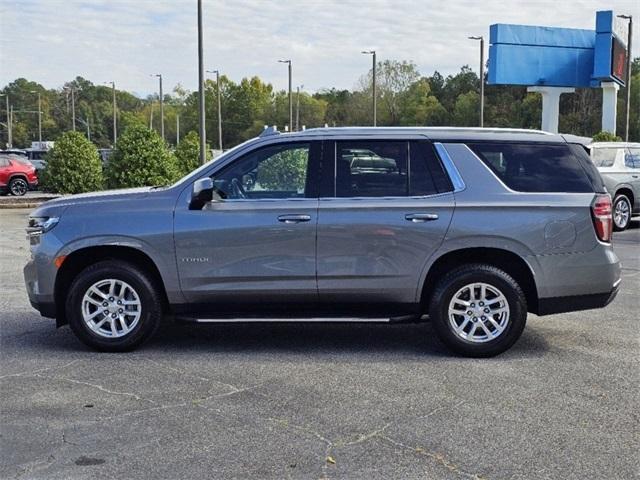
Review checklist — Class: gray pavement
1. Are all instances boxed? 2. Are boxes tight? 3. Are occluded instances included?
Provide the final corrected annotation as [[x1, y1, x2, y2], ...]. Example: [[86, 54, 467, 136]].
[[1, 208, 638, 480]]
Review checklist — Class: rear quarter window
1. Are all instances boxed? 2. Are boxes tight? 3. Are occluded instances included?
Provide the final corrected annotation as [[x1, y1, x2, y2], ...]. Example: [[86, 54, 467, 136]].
[[467, 142, 594, 193]]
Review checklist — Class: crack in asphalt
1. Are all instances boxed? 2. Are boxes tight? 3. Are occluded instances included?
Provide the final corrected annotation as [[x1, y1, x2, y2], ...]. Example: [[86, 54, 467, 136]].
[[0, 359, 79, 380]]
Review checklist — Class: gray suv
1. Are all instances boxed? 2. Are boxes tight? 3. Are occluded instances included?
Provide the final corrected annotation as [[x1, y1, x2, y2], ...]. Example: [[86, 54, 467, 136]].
[[588, 142, 640, 231], [23, 127, 621, 357]]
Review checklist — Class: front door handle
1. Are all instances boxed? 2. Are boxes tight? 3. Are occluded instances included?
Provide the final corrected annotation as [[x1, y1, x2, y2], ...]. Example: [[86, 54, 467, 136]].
[[632, 175, 639, 178], [278, 214, 311, 224], [405, 213, 439, 223]]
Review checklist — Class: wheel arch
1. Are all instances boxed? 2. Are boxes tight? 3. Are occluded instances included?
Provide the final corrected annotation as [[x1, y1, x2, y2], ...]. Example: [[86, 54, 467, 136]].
[[420, 247, 539, 314], [54, 245, 169, 327], [614, 187, 634, 206]]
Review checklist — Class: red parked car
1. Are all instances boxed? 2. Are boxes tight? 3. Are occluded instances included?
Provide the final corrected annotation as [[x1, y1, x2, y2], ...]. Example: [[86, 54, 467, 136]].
[[0, 154, 38, 196]]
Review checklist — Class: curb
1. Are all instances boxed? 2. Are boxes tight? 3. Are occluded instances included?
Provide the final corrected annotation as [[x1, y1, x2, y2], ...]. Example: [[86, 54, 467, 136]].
[[0, 203, 45, 209]]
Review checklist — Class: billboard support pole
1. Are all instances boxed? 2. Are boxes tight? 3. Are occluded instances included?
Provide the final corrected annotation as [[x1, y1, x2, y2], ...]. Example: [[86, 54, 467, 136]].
[[600, 82, 619, 134], [527, 86, 574, 134]]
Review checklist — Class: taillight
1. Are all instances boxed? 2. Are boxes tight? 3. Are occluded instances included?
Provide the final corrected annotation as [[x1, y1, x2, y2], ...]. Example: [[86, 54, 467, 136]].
[[591, 194, 612, 243]]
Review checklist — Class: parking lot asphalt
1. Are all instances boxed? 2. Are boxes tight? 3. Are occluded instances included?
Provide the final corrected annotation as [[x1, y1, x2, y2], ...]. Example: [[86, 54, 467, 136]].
[[1, 208, 638, 480]]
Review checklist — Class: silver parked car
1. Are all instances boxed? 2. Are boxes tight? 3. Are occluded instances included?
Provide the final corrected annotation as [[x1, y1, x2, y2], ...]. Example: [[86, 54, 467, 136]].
[[24, 127, 621, 357], [588, 142, 640, 231]]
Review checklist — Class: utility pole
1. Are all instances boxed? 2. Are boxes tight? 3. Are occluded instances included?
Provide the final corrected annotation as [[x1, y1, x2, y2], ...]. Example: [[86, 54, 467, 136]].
[[278, 60, 292, 130], [617, 14, 633, 142], [469, 36, 485, 127], [176, 114, 180, 145], [151, 74, 164, 140], [207, 69, 223, 150], [0, 93, 11, 148], [105, 81, 117, 145], [71, 89, 76, 131], [362, 51, 376, 126], [30, 90, 43, 143], [197, 0, 206, 164]]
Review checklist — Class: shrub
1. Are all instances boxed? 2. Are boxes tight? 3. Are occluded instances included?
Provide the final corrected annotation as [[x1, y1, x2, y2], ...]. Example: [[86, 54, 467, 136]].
[[41, 131, 103, 194], [175, 131, 212, 177], [592, 131, 622, 142], [105, 125, 179, 188]]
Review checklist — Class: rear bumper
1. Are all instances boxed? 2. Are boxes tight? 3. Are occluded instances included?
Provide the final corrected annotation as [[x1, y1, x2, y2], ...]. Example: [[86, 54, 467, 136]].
[[536, 279, 621, 316]]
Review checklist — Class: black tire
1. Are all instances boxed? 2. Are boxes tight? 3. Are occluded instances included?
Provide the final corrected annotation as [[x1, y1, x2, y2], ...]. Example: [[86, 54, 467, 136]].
[[612, 194, 632, 231], [428, 264, 527, 358], [65, 260, 163, 352], [9, 177, 28, 196]]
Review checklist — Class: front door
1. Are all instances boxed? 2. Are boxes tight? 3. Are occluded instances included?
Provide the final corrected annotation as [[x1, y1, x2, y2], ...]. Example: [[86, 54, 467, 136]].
[[174, 141, 321, 309], [316, 139, 455, 308]]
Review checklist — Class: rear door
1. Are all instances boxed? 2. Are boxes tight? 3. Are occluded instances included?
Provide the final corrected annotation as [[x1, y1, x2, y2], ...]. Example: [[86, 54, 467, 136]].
[[316, 138, 455, 307], [624, 147, 640, 212]]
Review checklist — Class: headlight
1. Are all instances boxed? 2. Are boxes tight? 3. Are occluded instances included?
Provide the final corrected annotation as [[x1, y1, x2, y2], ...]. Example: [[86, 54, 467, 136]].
[[26, 216, 59, 237]]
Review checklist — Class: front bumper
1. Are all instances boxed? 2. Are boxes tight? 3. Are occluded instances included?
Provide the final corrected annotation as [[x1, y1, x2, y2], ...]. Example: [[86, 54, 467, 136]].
[[24, 258, 56, 318]]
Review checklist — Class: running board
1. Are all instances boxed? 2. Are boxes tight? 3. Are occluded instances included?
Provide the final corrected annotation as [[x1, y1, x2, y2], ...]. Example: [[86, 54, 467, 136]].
[[175, 315, 425, 324]]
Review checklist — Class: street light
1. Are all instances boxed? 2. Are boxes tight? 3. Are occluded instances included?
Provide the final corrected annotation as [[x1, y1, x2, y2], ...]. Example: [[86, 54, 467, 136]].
[[361, 51, 376, 126], [278, 60, 292, 130], [206, 69, 223, 150], [0, 93, 12, 148], [151, 74, 164, 140], [29, 90, 42, 143], [197, 0, 206, 164], [468, 36, 485, 127], [296, 84, 304, 132], [617, 14, 633, 142], [105, 81, 117, 145]]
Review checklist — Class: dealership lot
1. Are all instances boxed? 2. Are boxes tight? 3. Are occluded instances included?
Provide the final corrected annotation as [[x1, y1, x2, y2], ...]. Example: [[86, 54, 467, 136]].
[[1, 208, 638, 480]]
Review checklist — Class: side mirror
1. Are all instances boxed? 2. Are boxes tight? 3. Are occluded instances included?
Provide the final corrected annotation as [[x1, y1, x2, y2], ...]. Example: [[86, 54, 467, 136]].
[[189, 178, 214, 210]]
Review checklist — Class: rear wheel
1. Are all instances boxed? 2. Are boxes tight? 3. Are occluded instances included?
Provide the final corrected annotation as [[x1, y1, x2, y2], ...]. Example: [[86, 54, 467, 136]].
[[66, 260, 163, 351], [428, 264, 527, 357], [613, 194, 632, 231], [9, 177, 28, 196]]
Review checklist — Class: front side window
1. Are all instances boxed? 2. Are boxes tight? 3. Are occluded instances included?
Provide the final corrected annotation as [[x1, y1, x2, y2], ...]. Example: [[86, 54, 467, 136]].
[[212, 143, 310, 199], [625, 148, 640, 169], [468, 142, 593, 193]]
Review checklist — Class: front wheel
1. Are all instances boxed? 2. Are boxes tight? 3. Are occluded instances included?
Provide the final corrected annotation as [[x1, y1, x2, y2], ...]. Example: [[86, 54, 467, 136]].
[[9, 177, 28, 196], [428, 264, 527, 357], [613, 194, 632, 231], [66, 260, 163, 351]]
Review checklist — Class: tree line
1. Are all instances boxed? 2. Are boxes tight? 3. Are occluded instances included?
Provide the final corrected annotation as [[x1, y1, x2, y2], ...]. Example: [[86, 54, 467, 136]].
[[2, 57, 639, 150]]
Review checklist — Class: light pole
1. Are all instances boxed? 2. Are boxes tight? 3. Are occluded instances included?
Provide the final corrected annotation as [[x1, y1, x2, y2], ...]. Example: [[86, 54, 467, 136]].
[[0, 93, 11, 148], [71, 88, 76, 131], [176, 113, 180, 145], [151, 74, 164, 140], [197, 0, 206, 164], [29, 90, 42, 143], [617, 14, 633, 142], [361, 51, 376, 126], [206, 69, 223, 150], [296, 84, 304, 131], [78, 118, 90, 141], [469, 36, 485, 127], [278, 60, 292, 130], [105, 81, 117, 145]]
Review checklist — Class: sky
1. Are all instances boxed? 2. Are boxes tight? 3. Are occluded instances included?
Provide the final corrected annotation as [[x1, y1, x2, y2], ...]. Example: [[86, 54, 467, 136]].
[[1, 0, 639, 97]]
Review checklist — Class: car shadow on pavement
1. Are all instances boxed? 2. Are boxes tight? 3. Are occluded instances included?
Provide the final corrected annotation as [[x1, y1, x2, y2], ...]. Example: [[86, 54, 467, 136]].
[[5, 314, 550, 359], [143, 319, 550, 360]]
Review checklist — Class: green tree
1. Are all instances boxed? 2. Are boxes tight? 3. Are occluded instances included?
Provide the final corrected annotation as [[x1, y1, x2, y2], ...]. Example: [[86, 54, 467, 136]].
[[41, 131, 103, 193], [175, 130, 212, 176], [452, 91, 480, 126], [105, 125, 178, 188], [592, 131, 622, 142]]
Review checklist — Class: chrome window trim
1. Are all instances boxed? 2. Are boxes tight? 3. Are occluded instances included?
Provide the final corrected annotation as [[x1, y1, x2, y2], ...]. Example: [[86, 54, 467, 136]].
[[433, 142, 466, 192]]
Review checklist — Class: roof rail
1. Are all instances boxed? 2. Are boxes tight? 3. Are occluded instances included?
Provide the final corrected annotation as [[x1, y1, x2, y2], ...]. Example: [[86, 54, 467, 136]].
[[260, 125, 280, 137]]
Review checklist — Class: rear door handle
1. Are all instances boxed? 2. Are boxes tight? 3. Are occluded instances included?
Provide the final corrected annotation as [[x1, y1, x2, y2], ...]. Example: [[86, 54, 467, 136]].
[[278, 214, 311, 224], [405, 213, 439, 222]]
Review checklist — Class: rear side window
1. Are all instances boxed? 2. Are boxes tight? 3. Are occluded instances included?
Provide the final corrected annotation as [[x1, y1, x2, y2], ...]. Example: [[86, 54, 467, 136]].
[[467, 142, 593, 193], [625, 148, 640, 169], [591, 148, 620, 167], [409, 141, 453, 195]]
